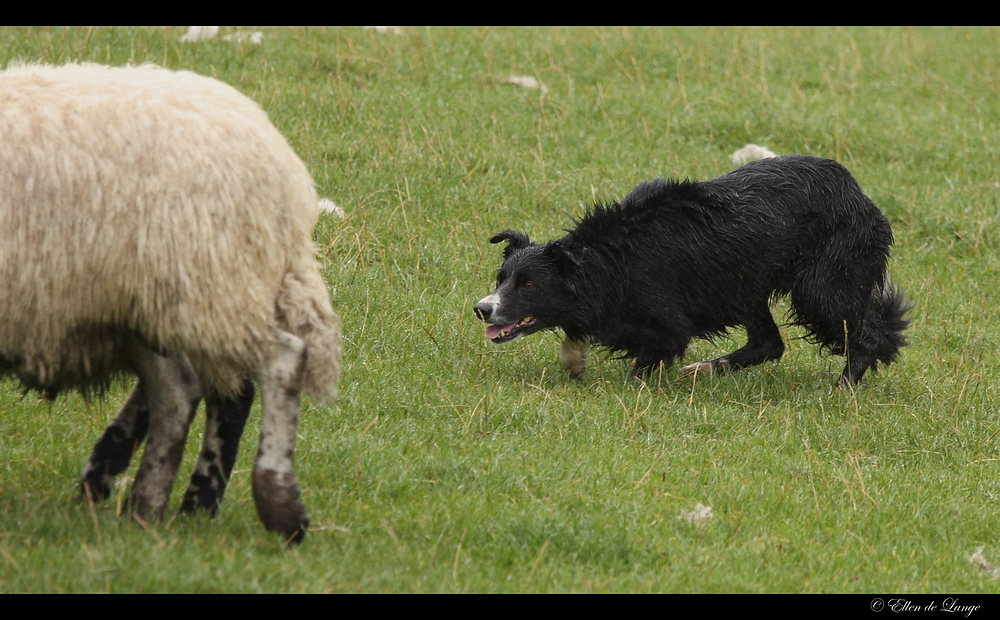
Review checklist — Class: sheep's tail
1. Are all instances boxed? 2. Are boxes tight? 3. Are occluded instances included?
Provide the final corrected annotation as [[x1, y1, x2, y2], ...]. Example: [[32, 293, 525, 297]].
[[275, 259, 342, 403]]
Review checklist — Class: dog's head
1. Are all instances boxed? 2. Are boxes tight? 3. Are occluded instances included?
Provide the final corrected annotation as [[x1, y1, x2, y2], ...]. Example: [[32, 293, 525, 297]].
[[474, 229, 578, 343]]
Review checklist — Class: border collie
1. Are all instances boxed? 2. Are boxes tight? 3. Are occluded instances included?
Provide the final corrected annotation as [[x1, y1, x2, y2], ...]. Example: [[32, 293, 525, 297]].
[[474, 155, 911, 386]]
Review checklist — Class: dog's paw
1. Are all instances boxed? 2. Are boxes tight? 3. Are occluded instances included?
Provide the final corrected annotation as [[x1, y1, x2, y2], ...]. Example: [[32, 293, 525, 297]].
[[560, 338, 589, 378], [834, 375, 857, 392], [681, 360, 718, 378]]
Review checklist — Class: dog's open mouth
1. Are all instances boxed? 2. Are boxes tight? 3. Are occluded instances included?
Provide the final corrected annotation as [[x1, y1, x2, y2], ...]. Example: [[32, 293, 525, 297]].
[[485, 317, 538, 343]]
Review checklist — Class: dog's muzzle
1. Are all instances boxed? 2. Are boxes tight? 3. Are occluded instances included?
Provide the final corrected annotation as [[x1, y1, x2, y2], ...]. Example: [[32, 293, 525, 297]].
[[474, 302, 494, 322], [474, 294, 500, 322]]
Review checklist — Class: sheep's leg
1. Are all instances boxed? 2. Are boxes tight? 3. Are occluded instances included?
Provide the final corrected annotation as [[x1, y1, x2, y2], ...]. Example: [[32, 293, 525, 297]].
[[81, 385, 151, 502], [180, 379, 255, 515], [128, 344, 202, 520], [253, 330, 310, 544]]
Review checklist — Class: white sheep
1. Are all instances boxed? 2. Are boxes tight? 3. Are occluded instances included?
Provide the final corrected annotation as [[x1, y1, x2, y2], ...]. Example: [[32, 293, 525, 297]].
[[0, 63, 341, 543], [731, 143, 778, 165]]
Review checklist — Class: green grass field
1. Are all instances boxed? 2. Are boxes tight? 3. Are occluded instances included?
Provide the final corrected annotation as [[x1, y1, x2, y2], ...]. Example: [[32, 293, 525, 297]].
[[1, 26, 999, 593]]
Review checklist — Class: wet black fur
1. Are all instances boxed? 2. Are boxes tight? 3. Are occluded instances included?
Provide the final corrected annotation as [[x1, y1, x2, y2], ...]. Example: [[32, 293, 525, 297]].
[[479, 155, 912, 385]]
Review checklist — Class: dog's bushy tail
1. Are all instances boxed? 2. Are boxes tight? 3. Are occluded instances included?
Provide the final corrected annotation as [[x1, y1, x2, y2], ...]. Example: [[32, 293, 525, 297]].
[[868, 274, 912, 369]]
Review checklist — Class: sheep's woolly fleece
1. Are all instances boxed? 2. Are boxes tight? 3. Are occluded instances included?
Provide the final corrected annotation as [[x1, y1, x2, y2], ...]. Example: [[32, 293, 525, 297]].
[[731, 143, 777, 165], [678, 503, 714, 524], [0, 63, 340, 401], [224, 31, 263, 45], [318, 198, 346, 218], [180, 27, 263, 44], [970, 547, 1000, 577], [365, 26, 403, 35], [180, 26, 219, 42], [503, 75, 549, 93]]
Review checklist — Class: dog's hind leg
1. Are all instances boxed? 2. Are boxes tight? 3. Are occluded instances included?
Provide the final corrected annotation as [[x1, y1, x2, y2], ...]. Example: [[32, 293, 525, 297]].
[[838, 349, 875, 388], [835, 277, 911, 387], [681, 308, 785, 377], [790, 245, 910, 387]]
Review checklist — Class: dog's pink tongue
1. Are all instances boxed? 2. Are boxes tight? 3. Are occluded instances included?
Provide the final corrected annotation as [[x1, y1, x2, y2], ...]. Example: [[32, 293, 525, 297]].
[[486, 322, 517, 340]]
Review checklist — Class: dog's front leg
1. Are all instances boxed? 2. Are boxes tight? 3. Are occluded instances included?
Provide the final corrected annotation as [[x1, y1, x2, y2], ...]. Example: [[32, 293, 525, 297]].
[[680, 359, 724, 378], [560, 337, 589, 378]]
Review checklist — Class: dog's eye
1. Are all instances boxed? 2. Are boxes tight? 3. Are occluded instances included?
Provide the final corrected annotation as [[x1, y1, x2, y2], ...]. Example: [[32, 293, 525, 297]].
[[524, 281, 534, 290]]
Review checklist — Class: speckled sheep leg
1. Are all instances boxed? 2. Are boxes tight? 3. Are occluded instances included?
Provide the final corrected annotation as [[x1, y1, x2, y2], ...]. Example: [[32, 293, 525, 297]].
[[128, 344, 202, 520], [80, 385, 151, 502], [180, 379, 254, 515], [253, 331, 310, 544]]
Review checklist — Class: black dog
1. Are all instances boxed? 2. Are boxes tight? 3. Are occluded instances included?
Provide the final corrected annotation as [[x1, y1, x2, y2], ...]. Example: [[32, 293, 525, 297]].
[[474, 155, 911, 386]]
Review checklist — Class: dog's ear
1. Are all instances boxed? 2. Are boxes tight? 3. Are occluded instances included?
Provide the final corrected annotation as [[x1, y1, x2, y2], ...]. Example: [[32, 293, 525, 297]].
[[490, 229, 532, 260], [545, 240, 582, 271]]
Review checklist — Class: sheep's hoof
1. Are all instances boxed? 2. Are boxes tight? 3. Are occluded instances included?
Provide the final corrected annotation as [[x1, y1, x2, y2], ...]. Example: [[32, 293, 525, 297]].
[[253, 469, 310, 545], [129, 490, 170, 521], [179, 474, 223, 516]]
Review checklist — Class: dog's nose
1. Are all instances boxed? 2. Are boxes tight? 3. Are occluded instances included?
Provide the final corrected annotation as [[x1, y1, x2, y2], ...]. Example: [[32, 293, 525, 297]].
[[474, 302, 493, 322]]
